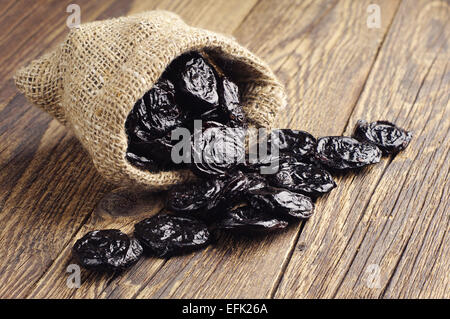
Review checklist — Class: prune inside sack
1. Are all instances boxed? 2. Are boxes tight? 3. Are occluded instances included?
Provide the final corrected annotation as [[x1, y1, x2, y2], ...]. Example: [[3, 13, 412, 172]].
[[125, 51, 247, 173], [191, 122, 246, 178]]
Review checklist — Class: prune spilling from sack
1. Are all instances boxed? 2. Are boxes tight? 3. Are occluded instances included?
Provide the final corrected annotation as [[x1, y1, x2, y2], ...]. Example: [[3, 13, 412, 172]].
[[134, 213, 210, 257], [175, 53, 219, 111], [125, 132, 179, 171], [219, 171, 267, 208], [267, 129, 317, 161], [73, 229, 143, 272], [353, 120, 412, 155], [217, 206, 288, 233], [191, 121, 246, 177], [249, 188, 314, 219], [266, 156, 336, 196], [315, 136, 381, 170], [218, 77, 247, 127], [167, 171, 266, 216], [167, 178, 225, 213]]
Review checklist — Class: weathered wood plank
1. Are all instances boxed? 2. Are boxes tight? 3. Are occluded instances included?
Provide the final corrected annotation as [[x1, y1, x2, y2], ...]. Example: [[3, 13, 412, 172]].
[[0, 0, 135, 298], [275, 0, 449, 299], [25, 0, 259, 299], [1, 0, 446, 299], [99, 0, 400, 299]]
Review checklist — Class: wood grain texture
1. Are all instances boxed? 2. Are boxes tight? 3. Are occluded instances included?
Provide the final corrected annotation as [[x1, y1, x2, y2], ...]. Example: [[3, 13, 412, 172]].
[[22, 0, 259, 299], [0, 0, 447, 299], [275, 0, 449, 299], [101, 0, 402, 299]]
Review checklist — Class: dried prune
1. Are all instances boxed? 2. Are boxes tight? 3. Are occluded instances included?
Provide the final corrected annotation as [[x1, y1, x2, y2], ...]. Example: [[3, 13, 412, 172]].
[[218, 77, 246, 127], [128, 79, 187, 138], [242, 152, 283, 175], [134, 213, 210, 257], [125, 149, 157, 170], [219, 171, 267, 208], [176, 54, 219, 110], [167, 178, 225, 213], [216, 206, 288, 233], [191, 121, 245, 177], [167, 171, 266, 216], [353, 120, 412, 155], [249, 188, 314, 219], [73, 229, 143, 271], [267, 129, 317, 161], [266, 156, 336, 196], [125, 131, 179, 171], [315, 136, 381, 170]]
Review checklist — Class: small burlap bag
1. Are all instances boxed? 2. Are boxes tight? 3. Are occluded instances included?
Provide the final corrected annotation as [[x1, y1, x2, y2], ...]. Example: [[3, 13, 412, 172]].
[[14, 11, 287, 190]]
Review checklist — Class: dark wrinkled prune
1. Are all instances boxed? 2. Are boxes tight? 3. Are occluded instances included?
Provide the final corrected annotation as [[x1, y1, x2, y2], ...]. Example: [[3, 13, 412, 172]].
[[216, 206, 288, 233], [134, 213, 210, 257], [249, 188, 314, 219], [219, 171, 267, 208], [125, 130, 179, 171], [191, 121, 245, 177], [176, 54, 219, 110], [242, 152, 283, 174], [267, 129, 317, 161], [315, 136, 381, 170], [125, 149, 157, 170], [353, 120, 412, 155], [218, 77, 246, 127], [167, 171, 266, 216], [73, 229, 143, 271], [128, 79, 187, 138], [266, 156, 336, 196], [167, 178, 225, 213]]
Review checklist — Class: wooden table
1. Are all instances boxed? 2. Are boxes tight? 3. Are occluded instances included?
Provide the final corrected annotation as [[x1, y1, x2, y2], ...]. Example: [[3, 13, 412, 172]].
[[0, 0, 448, 299]]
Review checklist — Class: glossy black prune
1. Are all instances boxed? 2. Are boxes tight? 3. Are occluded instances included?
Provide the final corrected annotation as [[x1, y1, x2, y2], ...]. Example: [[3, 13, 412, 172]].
[[249, 188, 314, 219], [218, 77, 247, 127], [134, 213, 210, 257], [73, 229, 143, 271], [219, 171, 267, 208], [353, 120, 412, 155], [125, 149, 157, 170], [167, 178, 225, 213], [191, 121, 246, 177], [177, 54, 219, 110], [266, 156, 336, 196], [216, 206, 288, 233], [267, 129, 317, 161], [125, 130, 180, 171], [315, 136, 381, 170], [167, 171, 266, 216], [128, 79, 187, 138]]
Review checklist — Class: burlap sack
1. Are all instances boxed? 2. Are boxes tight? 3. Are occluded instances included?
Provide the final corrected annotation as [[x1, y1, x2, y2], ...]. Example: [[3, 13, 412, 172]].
[[14, 11, 287, 190]]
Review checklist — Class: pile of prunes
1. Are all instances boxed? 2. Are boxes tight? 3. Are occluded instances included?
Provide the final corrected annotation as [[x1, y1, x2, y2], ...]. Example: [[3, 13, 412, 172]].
[[72, 52, 412, 272]]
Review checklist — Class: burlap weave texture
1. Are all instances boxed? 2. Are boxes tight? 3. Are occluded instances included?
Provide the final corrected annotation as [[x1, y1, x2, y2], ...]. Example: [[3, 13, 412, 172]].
[[15, 11, 287, 190]]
